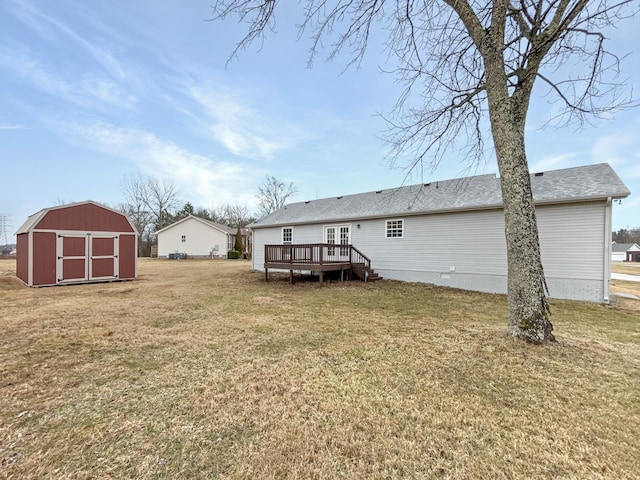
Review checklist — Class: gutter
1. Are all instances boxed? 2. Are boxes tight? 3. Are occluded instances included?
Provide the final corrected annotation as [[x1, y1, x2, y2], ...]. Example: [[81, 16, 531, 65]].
[[250, 195, 627, 229], [604, 197, 612, 303]]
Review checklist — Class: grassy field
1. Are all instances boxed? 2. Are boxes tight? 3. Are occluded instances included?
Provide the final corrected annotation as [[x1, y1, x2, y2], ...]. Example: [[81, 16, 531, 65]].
[[1, 259, 639, 479], [612, 261, 640, 276]]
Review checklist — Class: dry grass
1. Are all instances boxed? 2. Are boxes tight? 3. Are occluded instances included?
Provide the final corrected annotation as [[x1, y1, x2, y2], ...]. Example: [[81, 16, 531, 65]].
[[1, 258, 639, 479], [611, 261, 640, 276], [610, 262, 640, 306]]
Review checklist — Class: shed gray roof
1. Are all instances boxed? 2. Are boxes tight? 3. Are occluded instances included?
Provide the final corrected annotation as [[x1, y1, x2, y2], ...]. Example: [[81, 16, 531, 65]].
[[250, 163, 629, 228]]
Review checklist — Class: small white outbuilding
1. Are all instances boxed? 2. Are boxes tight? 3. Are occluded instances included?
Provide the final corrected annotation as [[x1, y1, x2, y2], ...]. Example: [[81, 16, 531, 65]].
[[156, 215, 248, 258]]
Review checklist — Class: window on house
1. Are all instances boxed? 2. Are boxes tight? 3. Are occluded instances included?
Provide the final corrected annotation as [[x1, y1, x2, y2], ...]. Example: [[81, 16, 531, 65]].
[[181, 235, 186, 242], [386, 219, 404, 238], [282, 227, 293, 244]]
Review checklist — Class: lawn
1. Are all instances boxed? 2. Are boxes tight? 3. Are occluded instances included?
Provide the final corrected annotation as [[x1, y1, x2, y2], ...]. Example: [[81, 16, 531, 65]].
[[612, 261, 640, 276], [1, 258, 638, 479]]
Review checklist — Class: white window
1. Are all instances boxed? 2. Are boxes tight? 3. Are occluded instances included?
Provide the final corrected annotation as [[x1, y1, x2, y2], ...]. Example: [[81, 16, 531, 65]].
[[386, 219, 404, 238], [282, 227, 293, 244], [181, 235, 186, 243]]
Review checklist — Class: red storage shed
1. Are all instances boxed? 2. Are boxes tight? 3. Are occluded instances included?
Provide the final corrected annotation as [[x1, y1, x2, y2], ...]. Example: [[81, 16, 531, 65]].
[[16, 201, 138, 287]]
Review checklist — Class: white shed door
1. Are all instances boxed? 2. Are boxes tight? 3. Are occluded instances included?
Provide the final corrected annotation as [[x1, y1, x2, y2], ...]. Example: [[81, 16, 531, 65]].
[[57, 234, 119, 283], [57, 235, 88, 283]]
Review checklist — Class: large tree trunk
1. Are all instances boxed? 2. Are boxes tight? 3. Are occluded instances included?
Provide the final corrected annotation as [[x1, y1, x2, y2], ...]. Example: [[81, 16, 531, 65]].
[[489, 97, 555, 343], [478, 8, 555, 343]]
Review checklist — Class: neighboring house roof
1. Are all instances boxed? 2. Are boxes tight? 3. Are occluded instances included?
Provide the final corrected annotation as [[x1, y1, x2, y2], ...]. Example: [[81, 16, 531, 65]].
[[250, 163, 630, 228], [155, 215, 249, 236], [612, 243, 640, 253], [15, 200, 139, 235]]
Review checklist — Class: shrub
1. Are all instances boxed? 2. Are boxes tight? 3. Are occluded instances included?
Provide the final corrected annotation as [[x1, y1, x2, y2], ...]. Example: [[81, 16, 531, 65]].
[[227, 250, 240, 259]]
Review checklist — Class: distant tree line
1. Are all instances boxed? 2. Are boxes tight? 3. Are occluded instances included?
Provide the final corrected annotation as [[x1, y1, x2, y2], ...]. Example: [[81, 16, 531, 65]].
[[117, 174, 295, 256], [613, 227, 640, 245]]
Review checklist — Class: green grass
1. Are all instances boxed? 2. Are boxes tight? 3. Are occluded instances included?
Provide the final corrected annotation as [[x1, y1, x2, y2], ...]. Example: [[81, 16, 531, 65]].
[[0, 258, 638, 479]]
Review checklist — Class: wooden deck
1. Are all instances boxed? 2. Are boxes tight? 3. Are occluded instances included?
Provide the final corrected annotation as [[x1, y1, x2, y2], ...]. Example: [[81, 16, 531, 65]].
[[264, 243, 379, 284]]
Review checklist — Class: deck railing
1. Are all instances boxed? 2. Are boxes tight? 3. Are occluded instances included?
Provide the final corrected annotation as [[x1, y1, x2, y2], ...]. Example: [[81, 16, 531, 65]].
[[264, 243, 372, 280], [349, 245, 372, 279]]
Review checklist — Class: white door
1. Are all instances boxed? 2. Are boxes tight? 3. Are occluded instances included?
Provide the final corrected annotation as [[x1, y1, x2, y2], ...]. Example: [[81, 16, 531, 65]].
[[57, 235, 88, 283], [89, 235, 119, 280], [56, 234, 119, 283], [324, 225, 350, 260]]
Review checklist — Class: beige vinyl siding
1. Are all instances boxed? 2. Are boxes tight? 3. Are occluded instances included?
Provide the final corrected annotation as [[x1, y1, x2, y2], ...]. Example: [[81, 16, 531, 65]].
[[252, 199, 610, 302], [251, 228, 280, 269], [252, 225, 321, 270], [354, 209, 508, 276], [537, 201, 605, 280], [157, 218, 228, 258]]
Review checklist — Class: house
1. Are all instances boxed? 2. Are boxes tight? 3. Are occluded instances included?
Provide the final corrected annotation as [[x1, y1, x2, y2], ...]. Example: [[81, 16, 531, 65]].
[[156, 215, 250, 258], [611, 243, 640, 262], [250, 163, 630, 303], [16, 201, 138, 287]]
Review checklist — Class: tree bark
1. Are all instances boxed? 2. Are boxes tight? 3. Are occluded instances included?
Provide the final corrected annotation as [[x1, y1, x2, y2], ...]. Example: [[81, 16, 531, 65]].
[[487, 94, 554, 343], [480, 8, 554, 343]]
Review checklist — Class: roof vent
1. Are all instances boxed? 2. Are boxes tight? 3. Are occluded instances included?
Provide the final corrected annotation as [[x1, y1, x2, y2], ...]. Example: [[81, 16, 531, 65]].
[[305, 200, 311, 204], [534, 172, 544, 177], [337, 196, 343, 200], [376, 190, 382, 194], [424, 183, 431, 187]]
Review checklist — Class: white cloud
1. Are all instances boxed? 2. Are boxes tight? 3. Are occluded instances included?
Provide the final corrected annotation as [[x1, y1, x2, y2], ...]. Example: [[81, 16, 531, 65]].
[[590, 131, 637, 167], [70, 121, 255, 208], [188, 85, 299, 161], [528, 152, 577, 172], [8, 0, 128, 80], [0, 46, 136, 110]]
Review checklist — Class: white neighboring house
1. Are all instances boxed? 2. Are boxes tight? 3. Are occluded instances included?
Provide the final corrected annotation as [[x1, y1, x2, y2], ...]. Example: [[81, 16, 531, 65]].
[[156, 215, 248, 258], [249, 163, 630, 303], [611, 243, 640, 262]]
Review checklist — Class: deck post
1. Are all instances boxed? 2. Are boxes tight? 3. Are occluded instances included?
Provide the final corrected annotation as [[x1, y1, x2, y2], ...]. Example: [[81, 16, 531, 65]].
[[265, 267, 269, 282], [289, 270, 294, 284]]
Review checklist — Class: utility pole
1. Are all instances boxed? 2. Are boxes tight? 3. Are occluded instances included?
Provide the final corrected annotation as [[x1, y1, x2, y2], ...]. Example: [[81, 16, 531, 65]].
[[0, 214, 12, 247]]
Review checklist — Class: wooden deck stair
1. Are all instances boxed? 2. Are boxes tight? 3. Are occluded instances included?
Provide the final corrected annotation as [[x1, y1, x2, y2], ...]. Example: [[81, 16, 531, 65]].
[[263, 243, 382, 284], [351, 262, 382, 282]]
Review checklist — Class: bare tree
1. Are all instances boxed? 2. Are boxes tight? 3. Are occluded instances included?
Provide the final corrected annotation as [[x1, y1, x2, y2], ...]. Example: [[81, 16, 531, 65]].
[[121, 174, 182, 251], [211, 1, 637, 343], [145, 176, 182, 230], [256, 175, 298, 217], [209, 203, 255, 226], [116, 202, 154, 256], [119, 175, 154, 256]]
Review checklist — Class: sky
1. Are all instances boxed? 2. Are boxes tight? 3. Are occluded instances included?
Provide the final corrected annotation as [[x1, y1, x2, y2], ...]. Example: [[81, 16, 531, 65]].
[[1, 0, 639, 243]]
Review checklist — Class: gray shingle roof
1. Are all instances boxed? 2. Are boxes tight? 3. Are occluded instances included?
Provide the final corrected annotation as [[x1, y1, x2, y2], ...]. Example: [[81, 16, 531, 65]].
[[612, 243, 640, 252], [155, 215, 249, 235], [250, 163, 630, 228]]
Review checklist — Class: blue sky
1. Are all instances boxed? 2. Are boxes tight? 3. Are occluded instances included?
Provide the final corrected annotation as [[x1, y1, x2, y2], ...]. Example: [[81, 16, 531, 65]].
[[1, 0, 639, 242]]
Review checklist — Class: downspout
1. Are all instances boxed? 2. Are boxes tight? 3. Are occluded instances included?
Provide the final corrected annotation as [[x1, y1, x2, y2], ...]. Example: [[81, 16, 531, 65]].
[[603, 197, 612, 303]]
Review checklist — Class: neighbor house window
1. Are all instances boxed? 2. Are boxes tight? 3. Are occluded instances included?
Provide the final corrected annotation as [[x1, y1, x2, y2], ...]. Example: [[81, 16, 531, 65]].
[[386, 219, 404, 238], [181, 235, 186, 242], [282, 227, 293, 244]]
